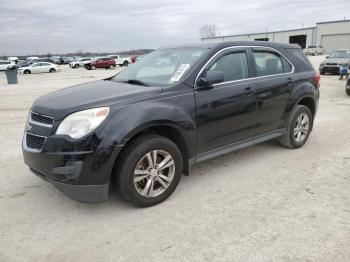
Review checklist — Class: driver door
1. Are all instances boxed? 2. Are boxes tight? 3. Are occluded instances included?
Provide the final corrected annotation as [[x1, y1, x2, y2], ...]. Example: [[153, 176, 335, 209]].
[[195, 48, 259, 156]]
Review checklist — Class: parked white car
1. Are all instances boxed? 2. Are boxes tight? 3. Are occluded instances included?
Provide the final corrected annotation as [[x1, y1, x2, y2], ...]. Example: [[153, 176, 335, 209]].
[[18, 62, 60, 74], [304, 45, 325, 56], [69, 58, 92, 68], [108, 55, 132, 66], [0, 60, 14, 71]]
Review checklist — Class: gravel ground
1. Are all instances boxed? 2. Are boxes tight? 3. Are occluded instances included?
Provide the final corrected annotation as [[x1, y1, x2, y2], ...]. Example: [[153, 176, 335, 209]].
[[0, 57, 349, 262]]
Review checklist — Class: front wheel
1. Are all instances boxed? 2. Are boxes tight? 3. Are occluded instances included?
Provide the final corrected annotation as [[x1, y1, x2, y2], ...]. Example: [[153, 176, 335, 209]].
[[279, 105, 313, 149], [116, 134, 183, 207], [346, 87, 350, 96], [91, 65, 96, 70], [49, 68, 56, 73], [123, 61, 129, 67]]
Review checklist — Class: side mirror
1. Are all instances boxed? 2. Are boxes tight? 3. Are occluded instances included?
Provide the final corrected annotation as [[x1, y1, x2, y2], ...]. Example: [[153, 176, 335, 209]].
[[197, 70, 224, 88]]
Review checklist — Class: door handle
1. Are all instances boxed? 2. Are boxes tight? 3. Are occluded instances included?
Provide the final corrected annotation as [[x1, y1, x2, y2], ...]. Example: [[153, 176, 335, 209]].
[[287, 77, 294, 87], [244, 87, 256, 96]]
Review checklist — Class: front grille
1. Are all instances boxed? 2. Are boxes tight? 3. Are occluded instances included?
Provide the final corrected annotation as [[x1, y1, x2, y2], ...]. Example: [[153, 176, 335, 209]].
[[323, 67, 340, 71], [26, 133, 46, 151], [31, 111, 54, 125], [326, 63, 338, 66]]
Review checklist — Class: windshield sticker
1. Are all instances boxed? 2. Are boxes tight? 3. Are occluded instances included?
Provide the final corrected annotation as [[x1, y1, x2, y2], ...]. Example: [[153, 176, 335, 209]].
[[170, 64, 190, 82]]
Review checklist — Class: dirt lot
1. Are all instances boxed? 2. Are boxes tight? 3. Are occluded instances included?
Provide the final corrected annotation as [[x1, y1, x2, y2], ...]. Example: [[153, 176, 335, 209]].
[[0, 57, 349, 262]]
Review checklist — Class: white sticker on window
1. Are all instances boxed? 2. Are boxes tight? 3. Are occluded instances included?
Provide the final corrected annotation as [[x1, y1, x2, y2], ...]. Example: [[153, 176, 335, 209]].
[[170, 64, 190, 82]]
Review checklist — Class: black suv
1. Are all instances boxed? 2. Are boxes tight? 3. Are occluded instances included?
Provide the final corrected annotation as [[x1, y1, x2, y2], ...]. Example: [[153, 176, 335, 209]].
[[22, 41, 320, 207]]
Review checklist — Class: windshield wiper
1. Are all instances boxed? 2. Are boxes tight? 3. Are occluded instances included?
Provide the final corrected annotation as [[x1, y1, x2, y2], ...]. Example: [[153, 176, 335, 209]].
[[121, 79, 150, 87]]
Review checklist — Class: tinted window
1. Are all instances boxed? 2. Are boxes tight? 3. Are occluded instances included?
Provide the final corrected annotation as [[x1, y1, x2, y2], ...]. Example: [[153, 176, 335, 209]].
[[253, 51, 283, 76], [41, 63, 50, 66], [288, 48, 312, 68], [282, 57, 292, 73], [208, 52, 248, 82]]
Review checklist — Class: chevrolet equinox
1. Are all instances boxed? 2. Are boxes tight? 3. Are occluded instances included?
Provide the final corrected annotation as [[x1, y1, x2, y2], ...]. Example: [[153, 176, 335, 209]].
[[22, 41, 320, 207]]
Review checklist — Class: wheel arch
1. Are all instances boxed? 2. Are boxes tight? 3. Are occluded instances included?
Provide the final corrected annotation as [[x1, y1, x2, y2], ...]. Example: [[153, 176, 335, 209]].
[[111, 121, 193, 180], [297, 96, 315, 118]]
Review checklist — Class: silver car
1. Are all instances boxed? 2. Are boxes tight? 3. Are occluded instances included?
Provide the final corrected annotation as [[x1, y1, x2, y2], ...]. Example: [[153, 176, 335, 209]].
[[319, 49, 350, 74]]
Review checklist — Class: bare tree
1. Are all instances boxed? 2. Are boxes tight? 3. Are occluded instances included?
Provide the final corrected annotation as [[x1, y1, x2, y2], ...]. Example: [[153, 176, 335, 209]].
[[199, 24, 218, 38]]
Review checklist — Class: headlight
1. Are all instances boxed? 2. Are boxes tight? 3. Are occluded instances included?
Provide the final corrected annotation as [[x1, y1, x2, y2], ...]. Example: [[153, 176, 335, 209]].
[[56, 107, 110, 139]]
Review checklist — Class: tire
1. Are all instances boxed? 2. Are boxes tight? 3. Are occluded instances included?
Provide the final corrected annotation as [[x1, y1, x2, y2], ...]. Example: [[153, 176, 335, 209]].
[[116, 134, 183, 207], [74, 64, 79, 68], [279, 105, 313, 149], [24, 70, 31, 74], [49, 68, 56, 73], [109, 64, 114, 69], [320, 70, 325, 75], [91, 65, 96, 70], [346, 88, 350, 96], [123, 61, 129, 67]]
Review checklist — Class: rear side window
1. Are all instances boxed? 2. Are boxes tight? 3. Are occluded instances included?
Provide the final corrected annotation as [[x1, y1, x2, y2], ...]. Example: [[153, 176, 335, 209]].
[[253, 51, 284, 76], [288, 48, 312, 68], [208, 52, 249, 82]]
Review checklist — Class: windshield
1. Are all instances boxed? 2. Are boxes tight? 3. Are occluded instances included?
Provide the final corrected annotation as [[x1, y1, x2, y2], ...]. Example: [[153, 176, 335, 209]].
[[111, 47, 208, 87], [329, 50, 350, 58]]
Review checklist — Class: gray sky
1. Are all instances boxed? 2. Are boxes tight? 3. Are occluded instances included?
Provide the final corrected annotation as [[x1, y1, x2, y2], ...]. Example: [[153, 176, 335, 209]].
[[0, 0, 348, 55]]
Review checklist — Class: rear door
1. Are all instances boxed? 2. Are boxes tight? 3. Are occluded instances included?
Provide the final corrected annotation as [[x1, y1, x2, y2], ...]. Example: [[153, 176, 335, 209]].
[[250, 47, 295, 134], [41, 62, 51, 72], [31, 63, 42, 73], [195, 47, 259, 155]]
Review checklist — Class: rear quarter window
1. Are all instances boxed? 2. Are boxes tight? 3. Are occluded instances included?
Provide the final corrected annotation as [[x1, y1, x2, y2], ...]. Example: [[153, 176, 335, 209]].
[[287, 48, 313, 70]]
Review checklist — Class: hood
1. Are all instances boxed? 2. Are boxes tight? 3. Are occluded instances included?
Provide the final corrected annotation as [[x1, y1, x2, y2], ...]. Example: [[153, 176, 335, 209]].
[[32, 80, 163, 120], [321, 58, 350, 64]]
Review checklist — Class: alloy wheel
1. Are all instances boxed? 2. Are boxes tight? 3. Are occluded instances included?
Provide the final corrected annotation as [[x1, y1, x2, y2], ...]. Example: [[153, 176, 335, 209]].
[[133, 150, 175, 198], [293, 112, 310, 143]]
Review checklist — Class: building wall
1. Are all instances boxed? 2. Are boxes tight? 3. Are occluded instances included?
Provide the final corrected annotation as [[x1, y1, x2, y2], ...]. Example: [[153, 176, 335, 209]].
[[316, 20, 350, 53], [202, 20, 350, 53]]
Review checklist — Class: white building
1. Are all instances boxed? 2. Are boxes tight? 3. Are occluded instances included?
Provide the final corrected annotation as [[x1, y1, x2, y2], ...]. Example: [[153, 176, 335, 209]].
[[201, 19, 350, 53]]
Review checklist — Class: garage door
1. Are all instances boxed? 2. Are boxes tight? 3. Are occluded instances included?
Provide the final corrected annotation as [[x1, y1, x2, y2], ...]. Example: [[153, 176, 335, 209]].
[[321, 34, 350, 53]]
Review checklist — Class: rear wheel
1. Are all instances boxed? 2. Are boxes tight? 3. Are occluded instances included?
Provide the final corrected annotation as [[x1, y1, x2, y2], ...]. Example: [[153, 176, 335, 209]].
[[74, 64, 79, 68], [24, 70, 31, 74], [109, 64, 114, 69], [279, 105, 313, 149], [346, 87, 350, 96], [123, 61, 129, 67], [320, 70, 325, 75], [116, 134, 183, 207]]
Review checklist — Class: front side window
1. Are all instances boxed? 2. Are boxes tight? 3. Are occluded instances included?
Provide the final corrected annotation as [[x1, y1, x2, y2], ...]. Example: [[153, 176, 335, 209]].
[[253, 51, 284, 76], [207, 52, 249, 82], [111, 48, 208, 87]]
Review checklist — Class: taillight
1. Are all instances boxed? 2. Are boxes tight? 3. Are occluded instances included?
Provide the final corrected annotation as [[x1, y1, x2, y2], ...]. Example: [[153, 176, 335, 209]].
[[313, 72, 320, 89]]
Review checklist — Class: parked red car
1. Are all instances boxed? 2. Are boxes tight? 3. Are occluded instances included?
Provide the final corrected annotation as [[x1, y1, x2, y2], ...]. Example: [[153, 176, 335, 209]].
[[84, 57, 116, 70]]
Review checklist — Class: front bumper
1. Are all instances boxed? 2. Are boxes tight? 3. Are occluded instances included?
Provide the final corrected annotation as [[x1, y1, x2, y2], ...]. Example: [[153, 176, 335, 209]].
[[23, 142, 119, 202], [22, 114, 122, 202], [319, 65, 340, 74], [31, 167, 109, 202]]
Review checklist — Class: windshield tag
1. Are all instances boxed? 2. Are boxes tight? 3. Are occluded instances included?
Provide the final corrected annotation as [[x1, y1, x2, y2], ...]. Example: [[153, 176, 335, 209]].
[[170, 64, 190, 82]]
